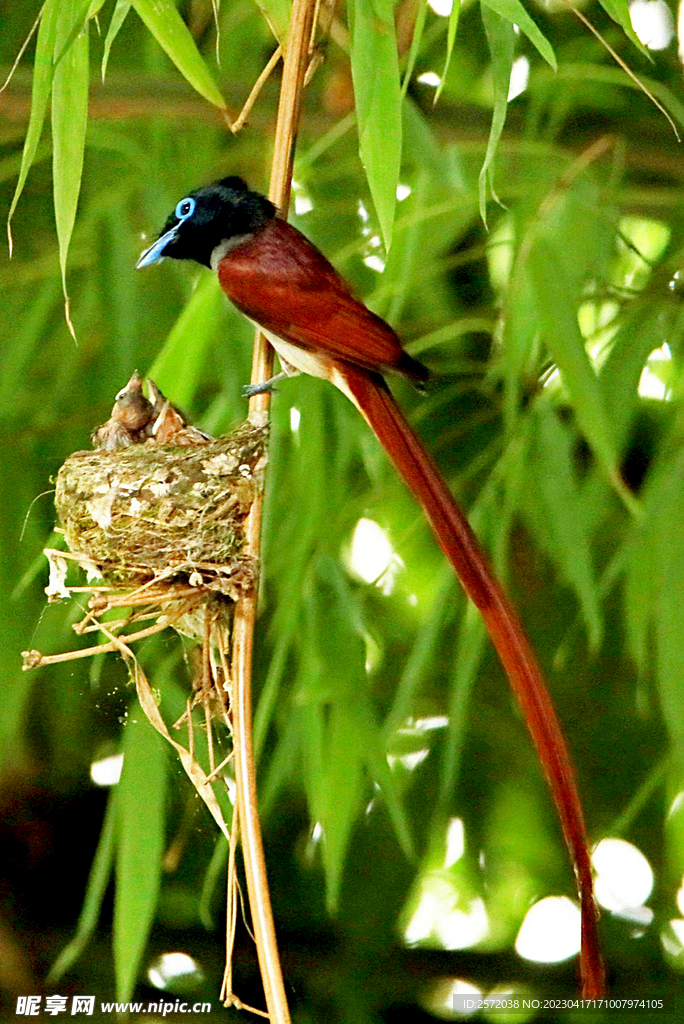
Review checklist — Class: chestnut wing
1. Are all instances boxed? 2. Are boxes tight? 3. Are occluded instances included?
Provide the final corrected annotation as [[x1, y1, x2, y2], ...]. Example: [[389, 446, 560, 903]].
[[218, 219, 408, 374]]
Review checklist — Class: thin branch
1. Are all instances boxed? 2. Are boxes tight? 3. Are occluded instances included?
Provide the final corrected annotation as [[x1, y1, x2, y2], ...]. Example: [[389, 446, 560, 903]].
[[0, 8, 41, 94], [568, 3, 680, 142], [229, 3, 318, 1023], [230, 46, 283, 134], [21, 615, 184, 668]]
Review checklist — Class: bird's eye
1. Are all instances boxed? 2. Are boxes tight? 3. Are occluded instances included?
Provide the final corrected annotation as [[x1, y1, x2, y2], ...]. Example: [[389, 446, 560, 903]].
[[175, 197, 196, 222]]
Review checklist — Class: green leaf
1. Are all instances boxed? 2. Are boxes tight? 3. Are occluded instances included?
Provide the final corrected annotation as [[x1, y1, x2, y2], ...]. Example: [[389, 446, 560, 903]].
[[130, 0, 225, 108], [481, 0, 556, 70], [624, 531, 653, 677], [7, 0, 59, 249], [401, 0, 429, 98], [0, 277, 61, 418], [47, 789, 116, 982], [382, 167, 432, 324], [435, 0, 461, 103], [253, 0, 291, 43], [439, 486, 518, 806], [148, 274, 226, 408], [502, 251, 536, 430], [527, 238, 617, 475], [385, 564, 453, 734], [600, 303, 666, 455], [114, 712, 167, 1002], [254, 631, 295, 762], [199, 837, 229, 930], [319, 704, 365, 910], [403, 99, 464, 186], [53, 0, 100, 68], [349, 0, 402, 252], [529, 407, 602, 651], [261, 715, 301, 819], [102, 0, 132, 80], [440, 603, 487, 806], [325, 559, 414, 857], [358, 697, 414, 860], [654, 466, 684, 767], [479, 2, 515, 224], [597, 0, 650, 58], [52, 0, 89, 331]]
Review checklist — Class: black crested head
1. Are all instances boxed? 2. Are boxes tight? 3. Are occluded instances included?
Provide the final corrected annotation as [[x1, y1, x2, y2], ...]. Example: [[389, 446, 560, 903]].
[[137, 177, 276, 270]]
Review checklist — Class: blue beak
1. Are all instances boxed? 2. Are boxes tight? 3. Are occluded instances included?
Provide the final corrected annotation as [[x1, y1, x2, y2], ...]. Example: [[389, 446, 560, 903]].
[[136, 225, 178, 268]]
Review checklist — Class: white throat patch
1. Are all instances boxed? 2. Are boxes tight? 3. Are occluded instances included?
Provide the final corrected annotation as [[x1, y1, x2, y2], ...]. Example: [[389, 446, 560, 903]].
[[210, 235, 250, 271]]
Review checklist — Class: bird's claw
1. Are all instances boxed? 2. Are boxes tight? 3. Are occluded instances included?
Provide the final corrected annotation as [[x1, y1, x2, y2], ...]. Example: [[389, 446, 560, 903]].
[[242, 381, 279, 398]]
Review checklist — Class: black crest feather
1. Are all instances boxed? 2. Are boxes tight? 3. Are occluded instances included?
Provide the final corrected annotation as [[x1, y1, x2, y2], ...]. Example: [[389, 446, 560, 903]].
[[218, 176, 249, 192]]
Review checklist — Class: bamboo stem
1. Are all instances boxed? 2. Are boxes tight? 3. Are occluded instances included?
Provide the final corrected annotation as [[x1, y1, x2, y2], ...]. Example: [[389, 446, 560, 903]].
[[229, 3, 318, 1022]]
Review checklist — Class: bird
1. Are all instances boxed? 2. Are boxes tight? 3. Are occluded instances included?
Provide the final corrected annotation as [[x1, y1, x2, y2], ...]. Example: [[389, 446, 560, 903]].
[[92, 371, 155, 450], [92, 373, 212, 450], [137, 176, 604, 997]]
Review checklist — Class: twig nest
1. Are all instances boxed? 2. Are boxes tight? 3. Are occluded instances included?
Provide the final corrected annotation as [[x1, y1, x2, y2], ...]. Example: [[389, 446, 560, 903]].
[[55, 419, 267, 597]]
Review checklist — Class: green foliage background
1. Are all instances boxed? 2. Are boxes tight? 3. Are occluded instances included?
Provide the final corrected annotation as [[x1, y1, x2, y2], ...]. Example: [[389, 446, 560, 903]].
[[2, 0, 684, 1019]]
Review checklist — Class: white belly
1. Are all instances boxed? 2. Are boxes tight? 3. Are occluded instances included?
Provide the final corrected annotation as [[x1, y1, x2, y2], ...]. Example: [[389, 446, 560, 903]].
[[251, 323, 330, 381], [249, 322, 361, 411]]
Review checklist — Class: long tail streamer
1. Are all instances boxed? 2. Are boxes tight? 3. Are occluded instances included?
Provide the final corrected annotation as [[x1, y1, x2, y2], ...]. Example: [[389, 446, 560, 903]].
[[342, 368, 605, 998]]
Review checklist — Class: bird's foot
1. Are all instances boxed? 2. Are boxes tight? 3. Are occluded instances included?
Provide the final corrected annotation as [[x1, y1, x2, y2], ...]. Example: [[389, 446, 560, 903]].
[[243, 370, 292, 397], [243, 380, 279, 397]]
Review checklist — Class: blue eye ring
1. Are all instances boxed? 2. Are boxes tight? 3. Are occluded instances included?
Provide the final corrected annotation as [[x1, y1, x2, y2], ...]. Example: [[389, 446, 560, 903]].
[[175, 196, 196, 222]]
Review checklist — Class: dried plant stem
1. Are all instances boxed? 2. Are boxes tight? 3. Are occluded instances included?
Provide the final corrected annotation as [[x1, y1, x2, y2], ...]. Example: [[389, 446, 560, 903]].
[[229, 3, 318, 1023], [230, 46, 283, 134], [22, 614, 189, 667], [566, 2, 680, 142]]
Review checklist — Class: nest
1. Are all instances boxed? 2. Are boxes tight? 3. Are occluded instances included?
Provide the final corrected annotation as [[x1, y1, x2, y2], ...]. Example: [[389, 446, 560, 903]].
[[56, 425, 266, 596], [54, 374, 267, 598], [22, 374, 268, 667], [23, 375, 275, 1014]]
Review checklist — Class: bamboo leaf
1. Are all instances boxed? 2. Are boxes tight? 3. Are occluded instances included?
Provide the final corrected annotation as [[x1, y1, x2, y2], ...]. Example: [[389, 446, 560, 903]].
[[254, 632, 294, 762], [440, 603, 487, 806], [625, 451, 682, 681], [299, 701, 325, 832], [319, 705, 365, 910], [385, 565, 453, 734], [7, 0, 59, 251], [261, 714, 302, 818], [435, 0, 461, 102], [404, 99, 464, 185], [439, 490, 514, 806], [597, 0, 650, 58], [527, 238, 617, 475], [599, 303, 665, 454], [322, 555, 415, 858], [624, 513, 656, 678], [479, 3, 515, 224], [47, 790, 116, 982], [401, 0, 429, 98], [130, 0, 225, 108], [148, 274, 226, 407], [529, 407, 603, 651], [349, 0, 402, 252], [481, 0, 556, 70], [502, 255, 536, 429], [102, 0, 132, 80], [358, 698, 414, 860], [52, 0, 89, 335], [253, 0, 291, 43], [53, 0, 102, 68], [114, 712, 167, 1002], [199, 838, 229, 930], [654, 466, 684, 768]]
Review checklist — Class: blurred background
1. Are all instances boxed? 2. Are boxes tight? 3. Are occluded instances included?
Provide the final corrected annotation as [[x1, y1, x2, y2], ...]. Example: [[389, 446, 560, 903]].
[[2, 0, 684, 1019]]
